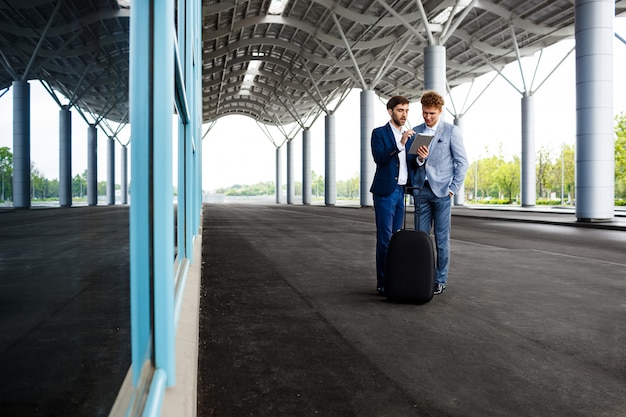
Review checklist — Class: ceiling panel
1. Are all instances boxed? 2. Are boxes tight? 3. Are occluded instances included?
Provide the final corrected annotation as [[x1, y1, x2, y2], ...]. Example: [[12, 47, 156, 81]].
[[1, 0, 625, 127]]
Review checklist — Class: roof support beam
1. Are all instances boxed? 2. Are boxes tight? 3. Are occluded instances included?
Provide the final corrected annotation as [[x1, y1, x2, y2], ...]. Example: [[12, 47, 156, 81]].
[[375, 0, 427, 44], [275, 94, 306, 129], [440, 0, 479, 44], [0, 47, 17, 79], [371, 34, 416, 87], [532, 45, 575, 92], [67, 61, 95, 106], [477, 53, 523, 95], [311, 38, 361, 86], [510, 24, 528, 92], [447, 72, 499, 118], [302, 65, 328, 112], [22, 0, 64, 80], [28, 28, 84, 80], [331, 12, 367, 89], [414, 0, 436, 45]]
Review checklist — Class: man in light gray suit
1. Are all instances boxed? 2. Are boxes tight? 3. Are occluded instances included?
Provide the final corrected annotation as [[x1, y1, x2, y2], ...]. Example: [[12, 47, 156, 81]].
[[409, 90, 469, 295]]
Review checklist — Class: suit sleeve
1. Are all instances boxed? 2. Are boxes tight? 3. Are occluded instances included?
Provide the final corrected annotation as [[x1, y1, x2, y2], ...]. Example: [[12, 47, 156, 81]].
[[449, 125, 469, 196], [371, 126, 400, 165]]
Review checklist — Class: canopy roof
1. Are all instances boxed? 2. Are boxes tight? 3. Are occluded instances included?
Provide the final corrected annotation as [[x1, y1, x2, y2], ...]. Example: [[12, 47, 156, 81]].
[[1, 0, 625, 126]]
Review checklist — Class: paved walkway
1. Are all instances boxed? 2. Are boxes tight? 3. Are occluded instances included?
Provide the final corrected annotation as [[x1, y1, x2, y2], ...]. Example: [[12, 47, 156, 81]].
[[1, 203, 625, 416], [196, 203, 626, 417]]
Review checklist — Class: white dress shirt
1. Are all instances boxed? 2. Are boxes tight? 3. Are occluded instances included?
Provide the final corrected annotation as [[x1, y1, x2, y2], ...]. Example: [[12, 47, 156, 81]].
[[424, 123, 438, 136], [390, 122, 408, 186]]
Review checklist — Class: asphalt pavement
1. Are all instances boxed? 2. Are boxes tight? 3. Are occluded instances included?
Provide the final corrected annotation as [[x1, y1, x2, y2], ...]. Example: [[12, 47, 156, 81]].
[[1, 203, 625, 417], [197, 203, 626, 417]]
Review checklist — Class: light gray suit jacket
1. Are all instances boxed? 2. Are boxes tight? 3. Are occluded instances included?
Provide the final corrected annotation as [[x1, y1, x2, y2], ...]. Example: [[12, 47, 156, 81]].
[[409, 121, 469, 198]]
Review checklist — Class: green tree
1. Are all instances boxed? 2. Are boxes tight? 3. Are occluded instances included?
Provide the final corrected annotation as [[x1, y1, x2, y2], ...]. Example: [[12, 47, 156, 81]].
[[311, 170, 324, 197], [549, 144, 575, 204], [494, 156, 520, 203], [31, 164, 46, 199], [98, 181, 107, 197], [615, 113, 626, 199], [478, 155, 503, 199], [536, 146, 553, 199], [73, 170, 88, 198], [464, 160, 478, 200], [47, 179, 59, 199], [336, 177, 356, 198], [214, 181, 274, 196], [346, 175, 359, 199], [0, 146, 12, 202]]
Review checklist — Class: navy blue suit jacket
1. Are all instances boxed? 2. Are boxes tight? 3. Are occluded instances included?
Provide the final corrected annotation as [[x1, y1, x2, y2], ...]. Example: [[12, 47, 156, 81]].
[[369, 123, 412, 196]]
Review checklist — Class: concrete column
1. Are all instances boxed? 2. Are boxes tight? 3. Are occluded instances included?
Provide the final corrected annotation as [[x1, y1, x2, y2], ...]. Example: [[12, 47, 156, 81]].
[[275, 147, 282, 204], [521, 94, 536, 207], [424, 45, 447, 96], [121, 145, 128, 204], [59, 105, 72, 207], [325, 111, 336, 206], [107, 137, 115, 205], [12, 80, 30, 208], [360, 89, 375, 207], [453, 116, 465, 206], [302, 128, 311, 205], [575, 0, 614, 221], [87, 124, 98, 206], [286, 139, 294, 204]]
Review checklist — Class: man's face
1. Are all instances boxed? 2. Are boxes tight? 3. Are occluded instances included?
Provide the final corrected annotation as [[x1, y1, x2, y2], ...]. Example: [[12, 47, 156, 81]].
[[422, 105, 442, 128], [388, 103, 409, 128]]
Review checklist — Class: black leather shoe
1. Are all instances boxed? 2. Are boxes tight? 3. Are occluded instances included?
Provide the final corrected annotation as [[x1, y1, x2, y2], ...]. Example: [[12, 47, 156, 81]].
[[377, 286, 385, 296], [434, 283, 446, 295]]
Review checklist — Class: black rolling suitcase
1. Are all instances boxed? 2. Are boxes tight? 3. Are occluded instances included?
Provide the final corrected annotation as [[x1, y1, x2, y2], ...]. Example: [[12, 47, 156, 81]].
[[384, 189, 435, 304]]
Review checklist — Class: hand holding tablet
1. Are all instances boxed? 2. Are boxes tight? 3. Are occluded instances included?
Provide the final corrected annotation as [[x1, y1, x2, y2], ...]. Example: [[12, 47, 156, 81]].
[[408, 134, 434, 155]]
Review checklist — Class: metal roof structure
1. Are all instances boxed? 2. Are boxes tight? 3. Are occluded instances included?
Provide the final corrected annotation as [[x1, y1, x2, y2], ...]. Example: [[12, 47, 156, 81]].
[[0, 1, 130, 124], [1, 0, 626, 128]]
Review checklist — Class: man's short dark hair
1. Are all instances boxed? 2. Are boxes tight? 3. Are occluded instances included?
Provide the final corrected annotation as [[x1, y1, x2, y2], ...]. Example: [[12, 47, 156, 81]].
[[387, 95, 409, 110]]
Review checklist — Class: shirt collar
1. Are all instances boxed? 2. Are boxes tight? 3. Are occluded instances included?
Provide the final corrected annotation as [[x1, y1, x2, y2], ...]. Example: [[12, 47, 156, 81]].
[[388, 121, 403, 134], [425, 122, 439, 133]]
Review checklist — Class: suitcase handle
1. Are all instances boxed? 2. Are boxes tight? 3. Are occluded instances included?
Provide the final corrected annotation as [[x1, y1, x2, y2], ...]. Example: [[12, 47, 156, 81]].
[[402, 186, 424, 230]]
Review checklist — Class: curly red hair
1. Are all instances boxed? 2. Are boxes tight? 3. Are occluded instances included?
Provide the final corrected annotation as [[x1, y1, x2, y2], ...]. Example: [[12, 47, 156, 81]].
[[420, 90, 444, 109]]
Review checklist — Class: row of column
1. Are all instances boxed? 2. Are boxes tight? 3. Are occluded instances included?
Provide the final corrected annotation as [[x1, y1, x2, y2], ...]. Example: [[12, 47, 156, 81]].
[[278, 0, 615, 222], [10, 80, 127, 208], [278, 50, 461, 208]]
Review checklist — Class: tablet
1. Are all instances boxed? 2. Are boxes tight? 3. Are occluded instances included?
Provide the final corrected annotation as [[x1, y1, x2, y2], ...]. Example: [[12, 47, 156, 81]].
[[407, 134, 434, 155]]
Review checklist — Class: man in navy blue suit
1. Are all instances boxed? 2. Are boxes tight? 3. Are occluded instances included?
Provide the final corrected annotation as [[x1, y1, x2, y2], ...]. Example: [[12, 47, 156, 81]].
[[370, 96, 415, 296]]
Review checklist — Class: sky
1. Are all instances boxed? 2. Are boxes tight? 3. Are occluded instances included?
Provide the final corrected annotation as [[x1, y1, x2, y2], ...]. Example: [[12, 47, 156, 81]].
[[1, 18, 625, 193]]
